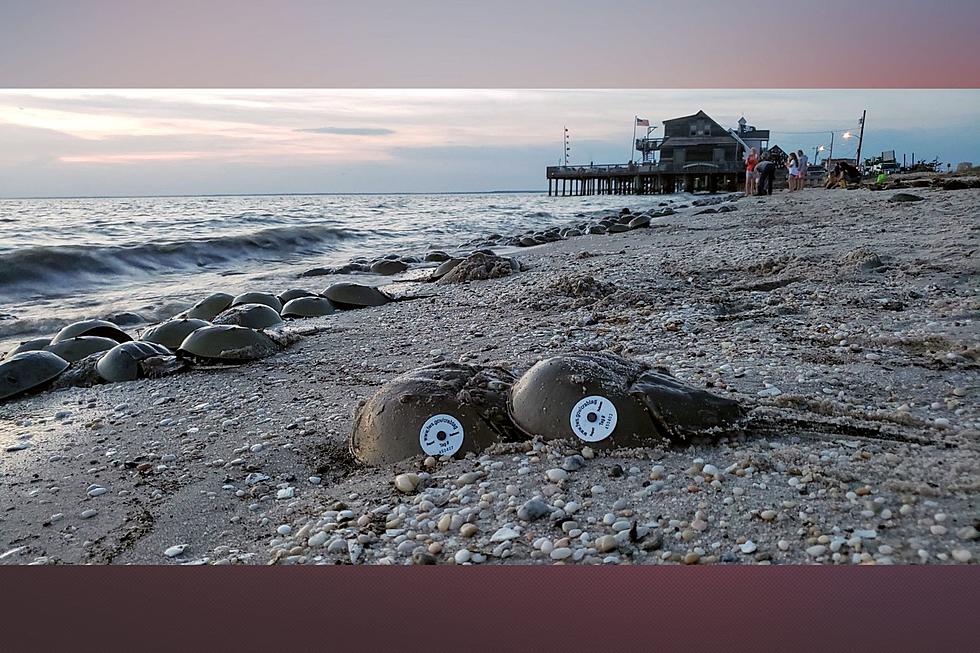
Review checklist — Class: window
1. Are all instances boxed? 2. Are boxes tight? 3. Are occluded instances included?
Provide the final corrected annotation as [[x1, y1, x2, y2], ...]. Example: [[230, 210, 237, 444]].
[[690, 121, 711, 136]]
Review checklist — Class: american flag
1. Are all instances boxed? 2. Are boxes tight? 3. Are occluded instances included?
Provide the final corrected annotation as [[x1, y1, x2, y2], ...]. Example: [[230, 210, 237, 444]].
[[635, 117, 649, 127]]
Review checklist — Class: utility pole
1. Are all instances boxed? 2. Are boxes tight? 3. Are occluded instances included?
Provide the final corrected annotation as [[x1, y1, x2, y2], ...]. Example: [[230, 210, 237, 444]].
[[828, 131, 834, 163], [855, 109, 866, 169]]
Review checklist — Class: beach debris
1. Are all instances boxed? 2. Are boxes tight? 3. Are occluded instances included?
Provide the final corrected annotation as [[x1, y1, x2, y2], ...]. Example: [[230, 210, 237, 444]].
[[178, 325, 280, 362], [140, 318, 211, 349], [435, 252, 521, 285], [0, 350, 69, 401], [50, 319, 132, 344], [212, 303, 283, 329], [321, 282, 392, 309], [507, 352, 744, 447], [96, 341, 174, 383], [43, 336, 117, 363], [280, 296, 337, 318], [278, 288, 317, 304], [349, 361, 518, 465], [2, 338, 52, 360], [888, 192, 924, 203], [184, 292, 234, 321], [230, 292, 283, 313]]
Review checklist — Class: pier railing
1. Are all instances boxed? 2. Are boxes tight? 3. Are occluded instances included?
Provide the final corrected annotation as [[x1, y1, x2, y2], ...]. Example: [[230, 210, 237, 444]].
[[547, 161, 744, 178]]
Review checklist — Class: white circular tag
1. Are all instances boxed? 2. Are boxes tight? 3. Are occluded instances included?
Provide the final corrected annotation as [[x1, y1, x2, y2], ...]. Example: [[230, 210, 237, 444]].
[[569, 396, 618, 442], [419, 414, 465, 457]]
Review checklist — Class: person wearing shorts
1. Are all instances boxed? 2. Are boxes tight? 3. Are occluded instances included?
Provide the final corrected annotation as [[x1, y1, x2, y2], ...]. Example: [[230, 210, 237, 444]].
[[786, 152, 799, 191], [796, 150, 808, 189], [744, 147, 758, 195]]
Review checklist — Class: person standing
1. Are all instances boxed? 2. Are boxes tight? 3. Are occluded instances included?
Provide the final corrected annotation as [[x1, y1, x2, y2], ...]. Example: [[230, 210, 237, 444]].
[[744, 147, 758, 195], [786, 152, 799, 191], [755, 156, 775, 195], [796, 149, 808, 190]]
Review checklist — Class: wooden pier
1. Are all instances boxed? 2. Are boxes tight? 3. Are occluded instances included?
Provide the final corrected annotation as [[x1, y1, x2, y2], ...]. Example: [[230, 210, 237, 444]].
[[546, 161, 742, 196]]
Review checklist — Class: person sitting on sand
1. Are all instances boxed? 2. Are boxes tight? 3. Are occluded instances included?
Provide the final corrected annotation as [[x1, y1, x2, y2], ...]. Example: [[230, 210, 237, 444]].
[[833, 161, 861, 188], [744, 147, 758, 195], [755, 155, 775, 196]]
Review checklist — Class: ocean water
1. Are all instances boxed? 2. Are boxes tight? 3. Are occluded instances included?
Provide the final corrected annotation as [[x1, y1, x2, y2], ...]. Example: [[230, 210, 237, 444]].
[[0, 192, 677, 351]]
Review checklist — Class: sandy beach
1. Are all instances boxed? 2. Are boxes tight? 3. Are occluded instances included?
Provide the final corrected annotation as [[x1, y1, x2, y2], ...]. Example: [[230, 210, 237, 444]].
[[1, 186, 977, 566]]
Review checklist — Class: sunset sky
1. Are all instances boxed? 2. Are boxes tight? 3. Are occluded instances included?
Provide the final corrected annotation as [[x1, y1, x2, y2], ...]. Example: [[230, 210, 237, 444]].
[[1, 89, 977, 197]]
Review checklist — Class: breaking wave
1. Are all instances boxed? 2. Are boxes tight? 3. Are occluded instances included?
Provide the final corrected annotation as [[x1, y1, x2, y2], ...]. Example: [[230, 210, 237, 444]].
[[0, 224, 361, 294]]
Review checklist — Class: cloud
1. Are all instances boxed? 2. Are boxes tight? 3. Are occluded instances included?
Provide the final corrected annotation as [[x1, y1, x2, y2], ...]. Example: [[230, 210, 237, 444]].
[[297, 126, 395, 136]]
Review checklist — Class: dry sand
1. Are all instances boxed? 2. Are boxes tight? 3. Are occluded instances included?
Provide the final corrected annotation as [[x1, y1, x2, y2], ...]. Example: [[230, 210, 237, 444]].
[[1, 187, 977, 565]]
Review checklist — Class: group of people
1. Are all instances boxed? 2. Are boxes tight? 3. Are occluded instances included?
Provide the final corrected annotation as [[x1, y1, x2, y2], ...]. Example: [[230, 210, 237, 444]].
[[745, 146, 860, 196], [744, 148, 777, 196], [825, 160, 862, 189], [785, 149, 808, 191]]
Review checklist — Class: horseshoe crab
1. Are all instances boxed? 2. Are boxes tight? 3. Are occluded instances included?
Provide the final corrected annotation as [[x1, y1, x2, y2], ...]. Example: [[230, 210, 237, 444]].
[[321, 283, 391, 310], [212, 303, 283, 329], [184, 292, 234, 321], [429, 258, 463, 281], [140, 318, 211, 349], [350, 362, 518, 465], [370, 260, 409, 275], [278, 288, 317, 304], [0, 351, 70, 401], [230, 292, 283, 313], [3, 338, 52, 360], [50, 320, 132, 344], [280, 296, 337, 318], [96, 341, 173, 383], [178, 325, 279, 362], [508, 352, 744, 447], [44, 336, 118, 363]]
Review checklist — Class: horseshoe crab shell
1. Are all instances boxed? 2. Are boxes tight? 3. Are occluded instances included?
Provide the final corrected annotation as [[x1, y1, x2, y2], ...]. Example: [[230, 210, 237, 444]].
[[3, 338, 52, 360], [44, 336, 118, 363], [370, 259, 409, 275], [178, 325, 279, 361], [50, 320, 132, 344], [185, 292, 234, 321], [278, 288, 317, 304], [140, 318, 211, 349], [350, 362, 518, 465], [508, 353, 743, 447], [230, 292, 283, 313], [0, 351, 70, 401], [96, 341, 173, 383], [430, 258, 463, 281], [321, 283, 391, 309], [280, 296, 337, 318], [212, 303, 283, 329]]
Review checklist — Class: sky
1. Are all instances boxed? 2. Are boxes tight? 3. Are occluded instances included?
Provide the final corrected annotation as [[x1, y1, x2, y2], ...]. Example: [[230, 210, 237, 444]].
[[0, 89, 977, 197]]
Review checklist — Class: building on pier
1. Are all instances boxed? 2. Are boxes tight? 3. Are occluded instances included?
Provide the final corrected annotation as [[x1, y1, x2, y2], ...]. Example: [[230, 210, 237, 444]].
[[547, 110, 770, 196]]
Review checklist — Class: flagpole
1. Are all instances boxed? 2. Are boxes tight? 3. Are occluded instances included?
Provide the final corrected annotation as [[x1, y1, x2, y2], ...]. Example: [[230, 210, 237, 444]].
[[631, 116, 637, 164]]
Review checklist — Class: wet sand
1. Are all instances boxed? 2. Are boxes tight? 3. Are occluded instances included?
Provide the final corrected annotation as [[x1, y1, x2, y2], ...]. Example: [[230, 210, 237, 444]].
[[1, 187, 977, 565]]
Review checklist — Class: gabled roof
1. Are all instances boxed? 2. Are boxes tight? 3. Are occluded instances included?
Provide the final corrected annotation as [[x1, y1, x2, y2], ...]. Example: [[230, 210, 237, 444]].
[[663, 109, 712, 125]]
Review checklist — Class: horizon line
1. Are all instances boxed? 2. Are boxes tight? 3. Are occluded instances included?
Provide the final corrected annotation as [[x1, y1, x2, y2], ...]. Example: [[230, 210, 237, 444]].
[[0, 189, 549, 201]]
